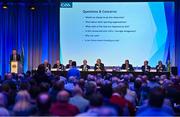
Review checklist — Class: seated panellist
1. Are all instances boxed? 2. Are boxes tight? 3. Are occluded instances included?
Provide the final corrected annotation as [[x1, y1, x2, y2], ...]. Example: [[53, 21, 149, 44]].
[[66, 60, 73, 69], [121, 59, 134, 72], [156, 60, 166, 72], [80, 59, 90, 71], [39, 60, 51, 72], [141, 60, 151, 72], [94, 59, 105, 71], [53, 60, 65, 71]]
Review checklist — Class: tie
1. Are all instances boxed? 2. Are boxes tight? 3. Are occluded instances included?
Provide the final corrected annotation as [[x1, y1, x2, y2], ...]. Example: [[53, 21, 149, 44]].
[[13, 55, 16, 61]]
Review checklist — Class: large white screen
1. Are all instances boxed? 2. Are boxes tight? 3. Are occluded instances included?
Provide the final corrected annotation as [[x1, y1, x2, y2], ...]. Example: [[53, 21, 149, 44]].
[[60, 2, 174, 66]]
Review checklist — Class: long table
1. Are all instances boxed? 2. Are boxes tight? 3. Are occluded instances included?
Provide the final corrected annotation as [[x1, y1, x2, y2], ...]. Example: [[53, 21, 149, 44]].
[[32, 69, 170, 79]]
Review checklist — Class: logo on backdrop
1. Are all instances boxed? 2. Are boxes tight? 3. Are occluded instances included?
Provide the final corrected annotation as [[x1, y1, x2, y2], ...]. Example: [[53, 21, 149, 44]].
[[60, 2, 72, 8]]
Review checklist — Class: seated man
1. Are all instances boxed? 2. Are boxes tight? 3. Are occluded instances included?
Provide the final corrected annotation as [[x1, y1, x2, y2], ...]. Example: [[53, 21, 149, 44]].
[[141, 60, 151, 72], [50, 90, 79, 116], [53, 60, 65, 71], [94, 59, 105, 71], [137, 87, 174, 116], [66, 60, 73, 69], [39, 60, 51, 72], [80, 59, 90, 71], [67, 61, 80, 79], [121, 60, 134, 71], [156, 61, 166, 72]]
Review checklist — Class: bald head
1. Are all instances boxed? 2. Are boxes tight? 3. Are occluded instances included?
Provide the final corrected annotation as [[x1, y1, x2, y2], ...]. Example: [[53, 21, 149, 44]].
[[38, 93, 49, 104], [37, 93, 51, 112], [57, 90, 70, 102]]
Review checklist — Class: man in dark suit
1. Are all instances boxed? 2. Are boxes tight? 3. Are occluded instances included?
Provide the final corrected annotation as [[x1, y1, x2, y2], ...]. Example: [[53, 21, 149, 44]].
[[10, 49, 21, 62], [94, 59, 105, 71], [141, 60, 151, 72], [53, 60, 65, 71], [66, 60, 72, 69], [121, 59, 134, 71], [156, 61, 166, 72], [80, 59, 90, 71], [39, 60, 51, 72]]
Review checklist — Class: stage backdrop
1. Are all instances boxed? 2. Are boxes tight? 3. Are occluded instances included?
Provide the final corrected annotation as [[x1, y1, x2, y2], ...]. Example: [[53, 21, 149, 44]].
[[0, 0, 180, 76], [0, 2, 60, 76]]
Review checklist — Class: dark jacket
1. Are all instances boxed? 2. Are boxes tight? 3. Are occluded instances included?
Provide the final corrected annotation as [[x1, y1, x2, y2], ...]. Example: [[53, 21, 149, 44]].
[[121, 64, 134, 71]]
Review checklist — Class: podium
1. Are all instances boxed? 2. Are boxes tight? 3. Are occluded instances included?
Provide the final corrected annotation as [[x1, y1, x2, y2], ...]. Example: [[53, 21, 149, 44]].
[[10, 61, 22, 74]]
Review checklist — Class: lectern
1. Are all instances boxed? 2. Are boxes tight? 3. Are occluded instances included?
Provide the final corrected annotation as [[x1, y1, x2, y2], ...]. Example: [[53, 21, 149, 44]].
[[11, 61, 22, 73]]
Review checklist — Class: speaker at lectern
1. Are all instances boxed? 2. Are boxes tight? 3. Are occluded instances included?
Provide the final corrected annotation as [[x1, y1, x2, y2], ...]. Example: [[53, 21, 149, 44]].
[[10, 49, 22, 74]]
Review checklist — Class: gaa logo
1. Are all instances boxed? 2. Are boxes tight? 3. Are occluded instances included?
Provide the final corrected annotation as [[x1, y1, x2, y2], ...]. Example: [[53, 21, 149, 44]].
[[12, 65, 17, 68], [60, 2, 72, 8]]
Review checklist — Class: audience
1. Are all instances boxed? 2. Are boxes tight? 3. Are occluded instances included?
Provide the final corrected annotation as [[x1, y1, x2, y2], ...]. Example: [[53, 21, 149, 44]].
[[0, 69, 179, 116]]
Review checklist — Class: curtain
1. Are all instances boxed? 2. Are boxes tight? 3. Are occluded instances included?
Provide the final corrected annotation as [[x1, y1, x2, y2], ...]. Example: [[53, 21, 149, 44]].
[[0, 2, 60, 76], [175, 0, 180, 75]]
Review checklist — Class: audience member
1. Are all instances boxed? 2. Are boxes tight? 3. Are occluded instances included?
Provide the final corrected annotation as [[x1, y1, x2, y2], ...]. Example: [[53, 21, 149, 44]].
[[137, 87, 174, 116], [0, 93, 8, 108], [13, 101, 34, 116], [67, 61, 80, 79], [36, 93, 51, 115], [49, 90, 79, 116], [0, 107, 9, 116], [77, 93, 103, 116], [69, 85, 89, 112], [15, 90, 31, 103], [110, 82, 135, 116]]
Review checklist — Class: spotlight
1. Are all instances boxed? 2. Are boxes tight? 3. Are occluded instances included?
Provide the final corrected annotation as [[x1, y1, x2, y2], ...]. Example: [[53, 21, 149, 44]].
[[2, 3, 8, 9], [30, 6, 36, 10]]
